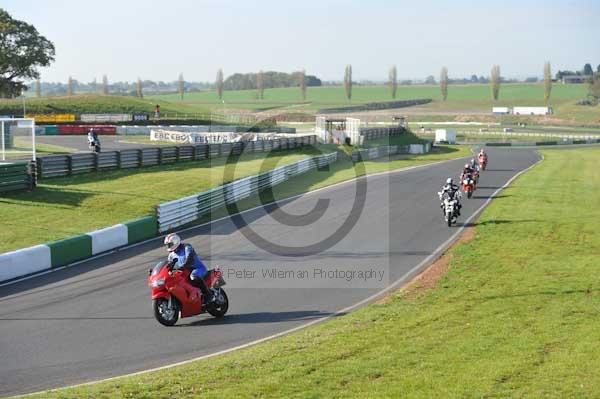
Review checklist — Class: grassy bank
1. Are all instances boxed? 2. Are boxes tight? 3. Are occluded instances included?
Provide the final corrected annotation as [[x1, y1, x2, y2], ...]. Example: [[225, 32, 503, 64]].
[[0, 95, 204, 116], [0, 142, 468, 254], [22, 146, 600, 398]]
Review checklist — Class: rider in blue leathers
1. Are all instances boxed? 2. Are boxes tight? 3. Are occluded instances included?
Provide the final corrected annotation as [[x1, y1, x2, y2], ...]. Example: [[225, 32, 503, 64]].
[[164, 233, 215, 304]]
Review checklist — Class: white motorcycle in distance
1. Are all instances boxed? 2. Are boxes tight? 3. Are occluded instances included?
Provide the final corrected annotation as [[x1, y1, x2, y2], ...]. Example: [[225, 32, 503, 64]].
[[87, 133, 101, 153], [438, 190, 461, 227]]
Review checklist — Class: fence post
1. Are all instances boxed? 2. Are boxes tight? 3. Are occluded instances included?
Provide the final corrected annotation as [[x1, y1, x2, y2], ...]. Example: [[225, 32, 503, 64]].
[[158, 147, 163, 165], [67, 155, 73, 176], [175, 146, 180, 162], [94, 153, 99, 171], [138, 149, 143, 167], [117, 150, 122, 169]]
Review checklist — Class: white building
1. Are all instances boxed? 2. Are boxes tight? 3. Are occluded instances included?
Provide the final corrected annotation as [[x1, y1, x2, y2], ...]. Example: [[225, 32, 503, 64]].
[[435, 129, 456, 144], [492, 107, 510, 115], [512, 107, 553, 116]]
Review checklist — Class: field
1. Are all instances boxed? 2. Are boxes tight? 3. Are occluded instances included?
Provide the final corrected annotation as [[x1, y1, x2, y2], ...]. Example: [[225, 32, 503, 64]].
[[0, 95, 206, 117], [21, 146, 600, 399], [148, 83, 597, 124]]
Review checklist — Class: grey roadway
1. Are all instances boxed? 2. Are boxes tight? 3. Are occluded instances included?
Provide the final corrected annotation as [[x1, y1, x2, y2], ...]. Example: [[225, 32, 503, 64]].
[[36, 136, 158, 152], [0, 148, 539, 397]]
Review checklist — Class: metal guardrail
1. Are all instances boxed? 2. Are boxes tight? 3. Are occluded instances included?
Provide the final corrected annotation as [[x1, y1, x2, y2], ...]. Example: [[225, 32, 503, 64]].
[[360, 127, 406, 141], [0, 161, 36, 193], [157, 152, 338, 232], [351, 142, 432, 162], [36, 136, 316, 179]]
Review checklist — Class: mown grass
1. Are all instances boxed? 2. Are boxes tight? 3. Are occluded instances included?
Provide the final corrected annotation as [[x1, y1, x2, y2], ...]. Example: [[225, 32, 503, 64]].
[[0, 95, 205, 116], [0, 148, 317, 253], [19, 146, 600, 399]]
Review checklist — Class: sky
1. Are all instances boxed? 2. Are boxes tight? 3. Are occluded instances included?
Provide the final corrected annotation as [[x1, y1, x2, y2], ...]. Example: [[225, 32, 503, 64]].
[[3, 0, 600, 83]]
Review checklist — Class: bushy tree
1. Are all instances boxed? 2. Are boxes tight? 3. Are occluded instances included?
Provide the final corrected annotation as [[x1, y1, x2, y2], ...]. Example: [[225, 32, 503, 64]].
[[0, 9, 55, 97], [583, 63, 593, 76]]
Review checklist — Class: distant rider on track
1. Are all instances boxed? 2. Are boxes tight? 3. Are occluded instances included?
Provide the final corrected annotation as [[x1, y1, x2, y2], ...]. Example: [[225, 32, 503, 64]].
[[440, 177, 461, 216]]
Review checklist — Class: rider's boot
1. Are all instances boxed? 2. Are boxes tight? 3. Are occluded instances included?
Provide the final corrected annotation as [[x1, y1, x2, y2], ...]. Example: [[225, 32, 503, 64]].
[[190, 277, 216, 305]]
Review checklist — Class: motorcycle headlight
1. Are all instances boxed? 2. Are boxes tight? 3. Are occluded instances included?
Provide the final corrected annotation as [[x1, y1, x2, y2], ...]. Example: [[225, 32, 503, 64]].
[[151, 279, 165, 288]]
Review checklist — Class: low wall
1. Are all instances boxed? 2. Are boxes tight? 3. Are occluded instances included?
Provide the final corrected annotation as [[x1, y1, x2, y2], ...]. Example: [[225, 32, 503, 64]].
[[0, 216, 157, 283]]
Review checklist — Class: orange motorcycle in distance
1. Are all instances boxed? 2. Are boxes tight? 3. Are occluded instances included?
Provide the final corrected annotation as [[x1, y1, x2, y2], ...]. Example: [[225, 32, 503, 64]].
[[478, 154, 488, 170]]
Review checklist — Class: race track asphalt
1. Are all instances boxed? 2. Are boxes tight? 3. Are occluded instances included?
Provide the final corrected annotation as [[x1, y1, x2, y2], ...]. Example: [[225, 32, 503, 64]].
[[36, 136, 157, 152], [0, 148, 540, 397]]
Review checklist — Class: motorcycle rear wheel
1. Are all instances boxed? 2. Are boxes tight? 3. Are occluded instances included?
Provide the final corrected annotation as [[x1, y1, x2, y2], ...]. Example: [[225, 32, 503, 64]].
[[153, 298, 180, 326], [207, 289, 229, 318], [446, 211, 453, 227]]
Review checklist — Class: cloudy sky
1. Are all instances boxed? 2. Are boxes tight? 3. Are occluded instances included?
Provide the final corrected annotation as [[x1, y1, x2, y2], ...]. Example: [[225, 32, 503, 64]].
[[3, 0, 600, 83]]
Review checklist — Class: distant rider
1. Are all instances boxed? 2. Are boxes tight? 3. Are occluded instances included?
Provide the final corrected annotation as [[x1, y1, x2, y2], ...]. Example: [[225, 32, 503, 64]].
[[440, 177, 461, 216], [470, 158, 480, 172], [460, 163, 473, 181], [87, 128, 99, 148], [164, 233, 216, 305]]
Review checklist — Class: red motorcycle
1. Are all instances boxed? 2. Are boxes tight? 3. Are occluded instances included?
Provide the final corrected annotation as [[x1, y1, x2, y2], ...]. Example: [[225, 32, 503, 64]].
[[478, 154, 488, 170], [148, 261, 229, 326], [461, 173, 476, 199]]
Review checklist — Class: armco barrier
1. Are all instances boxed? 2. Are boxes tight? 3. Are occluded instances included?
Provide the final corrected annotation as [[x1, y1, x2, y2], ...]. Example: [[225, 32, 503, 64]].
[[360, 127, 406, 141], [36, 136, 317, 179], [0, 162, 36, 193], [479, 139, 600, 147], [351, 142, 432, 162], [157, 152, 338, 232], [0, 216, 159, 283]]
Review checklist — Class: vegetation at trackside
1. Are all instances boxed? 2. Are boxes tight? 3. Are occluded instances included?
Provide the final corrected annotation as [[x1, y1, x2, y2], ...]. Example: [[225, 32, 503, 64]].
[[0, 136, 467, 254], [0, 95, 206, 116], [21, 147, 600, 398]]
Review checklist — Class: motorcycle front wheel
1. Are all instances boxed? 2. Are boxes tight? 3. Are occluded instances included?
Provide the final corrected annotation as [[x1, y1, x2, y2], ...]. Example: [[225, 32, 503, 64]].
[[153, 298, 180, 326], [446, 211, 453, 227]]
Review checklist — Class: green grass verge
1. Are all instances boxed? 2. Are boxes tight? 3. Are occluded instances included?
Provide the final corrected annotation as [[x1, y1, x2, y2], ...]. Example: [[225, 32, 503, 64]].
[[0, 148, 317, 253], [0, 95, 206, 116], [19, 146, 600, 399]]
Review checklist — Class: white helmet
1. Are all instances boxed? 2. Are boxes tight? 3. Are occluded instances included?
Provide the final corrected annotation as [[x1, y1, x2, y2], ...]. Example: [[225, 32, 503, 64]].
[[446, 177, 453, 184], [464, 163, 470, 168], [164, 233, 181, 252]]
